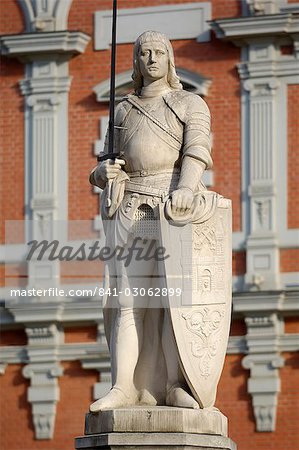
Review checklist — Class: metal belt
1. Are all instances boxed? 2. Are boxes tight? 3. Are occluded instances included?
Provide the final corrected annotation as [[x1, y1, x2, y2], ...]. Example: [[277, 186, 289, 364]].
[[125, 181, 169, 199], [127, 168, 180, 178]]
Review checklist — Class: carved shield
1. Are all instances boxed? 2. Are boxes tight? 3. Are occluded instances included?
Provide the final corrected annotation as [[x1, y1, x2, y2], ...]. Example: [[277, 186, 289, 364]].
[[159, 196, 232, 408]]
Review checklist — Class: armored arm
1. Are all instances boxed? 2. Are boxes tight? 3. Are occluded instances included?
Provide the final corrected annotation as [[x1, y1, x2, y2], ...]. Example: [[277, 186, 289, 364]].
[[178, 95, 212, 193], [170, 94, 212, 213]]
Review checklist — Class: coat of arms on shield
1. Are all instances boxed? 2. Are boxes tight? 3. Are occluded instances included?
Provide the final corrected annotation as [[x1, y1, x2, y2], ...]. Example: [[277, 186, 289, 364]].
[[160, 195, 232, 408]]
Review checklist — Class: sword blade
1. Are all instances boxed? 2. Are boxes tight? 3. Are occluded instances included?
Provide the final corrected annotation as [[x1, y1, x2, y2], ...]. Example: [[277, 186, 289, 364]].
[[108, 0, 118, 156]]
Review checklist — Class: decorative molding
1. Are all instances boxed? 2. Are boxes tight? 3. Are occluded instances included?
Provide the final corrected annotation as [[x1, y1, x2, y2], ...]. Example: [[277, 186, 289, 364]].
[[177, 68, 212, 96], [3, 289, 104, 324], [243, 78, 280, 95], [232, 290, 299, 431], [241, 1, 299, 18], [227, 336, 248, 354], [1, 227, 298, 266], [2, 288, 299, 326], [209, 13, 299, 43], [281, 3, 299, 14], [0, 31, 90, 60], [23, 324, 63, 439], [0, 341, 107, 366], [93, 68, 212, 103], [245, 0, 287, 16], [238, 58, 299, 80], [233, 290, 299, 313], [242, 313, 284, 431], [2, 331, 298, 365], [93, 71, 132, 102], [94, 3, 211, 50], [18, 0, 73, 32], [20, 77, 72, 96], [0, 345, 28, 365]]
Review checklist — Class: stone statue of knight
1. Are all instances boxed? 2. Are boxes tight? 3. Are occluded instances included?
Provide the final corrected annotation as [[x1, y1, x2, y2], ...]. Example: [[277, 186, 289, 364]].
[[89, 31, 232, 412]]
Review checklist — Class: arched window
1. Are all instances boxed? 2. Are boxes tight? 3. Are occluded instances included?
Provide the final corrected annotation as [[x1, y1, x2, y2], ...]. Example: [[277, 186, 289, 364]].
[[93, 68, 211, 102]]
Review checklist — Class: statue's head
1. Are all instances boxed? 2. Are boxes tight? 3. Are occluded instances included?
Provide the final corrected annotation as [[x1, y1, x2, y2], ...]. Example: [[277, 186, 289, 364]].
[[132, 31, 182, 94]]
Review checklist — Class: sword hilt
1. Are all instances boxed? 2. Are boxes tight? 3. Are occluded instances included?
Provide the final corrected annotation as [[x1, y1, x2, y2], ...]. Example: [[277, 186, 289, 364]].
[[97, 153, 120, 163]]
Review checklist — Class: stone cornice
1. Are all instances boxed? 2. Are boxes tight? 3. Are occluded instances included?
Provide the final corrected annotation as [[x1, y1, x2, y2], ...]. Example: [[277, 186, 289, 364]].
[[1, 334, 298, 367], [238, 58, 299, 79], [0, 31, 90, 60], [19, 76, 72, 95], [209, 13, 299, 44], [1, 290, 298, 326], [3, 299, 102, 324], [227, 333, 299, 354], [233, 290, 299, 314]]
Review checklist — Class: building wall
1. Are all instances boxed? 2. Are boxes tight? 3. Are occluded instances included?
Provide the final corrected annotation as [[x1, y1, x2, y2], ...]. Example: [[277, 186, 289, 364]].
[[288, 84, 299, 229], [1, 344, 298, 450], [217, 352, 299, 450], [0, 1, 298, 450]]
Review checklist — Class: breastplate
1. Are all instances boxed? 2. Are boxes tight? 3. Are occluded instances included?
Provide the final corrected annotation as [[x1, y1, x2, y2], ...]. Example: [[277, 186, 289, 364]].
[[120, 96, 183, 173]]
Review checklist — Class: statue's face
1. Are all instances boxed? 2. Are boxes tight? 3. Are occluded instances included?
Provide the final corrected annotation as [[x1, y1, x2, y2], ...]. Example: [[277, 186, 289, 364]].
[[138, 41, 169, 83]]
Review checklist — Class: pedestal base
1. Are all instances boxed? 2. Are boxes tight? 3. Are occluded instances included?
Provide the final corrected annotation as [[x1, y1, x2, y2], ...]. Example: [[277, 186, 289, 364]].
[[75, 407, 237, 450], [85, 407, 227, 435], [75, 432, 237, 450]]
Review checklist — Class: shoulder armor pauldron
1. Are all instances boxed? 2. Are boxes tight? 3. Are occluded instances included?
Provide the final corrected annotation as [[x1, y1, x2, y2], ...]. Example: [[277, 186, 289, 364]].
[[163, 90, 210, 125]]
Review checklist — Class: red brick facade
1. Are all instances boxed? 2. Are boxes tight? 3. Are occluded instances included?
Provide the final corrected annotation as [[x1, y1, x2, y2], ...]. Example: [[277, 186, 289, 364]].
[[288, 84, 299, 229]]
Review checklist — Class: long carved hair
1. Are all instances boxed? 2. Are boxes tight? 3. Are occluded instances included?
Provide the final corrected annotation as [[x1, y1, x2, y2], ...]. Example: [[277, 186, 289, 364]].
[[132, 31, 182, 95]]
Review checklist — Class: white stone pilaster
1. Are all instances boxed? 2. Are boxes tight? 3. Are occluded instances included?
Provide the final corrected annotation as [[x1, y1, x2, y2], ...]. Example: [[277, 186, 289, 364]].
[[20, 60, 71, 289], [243, 76, 281, 290]]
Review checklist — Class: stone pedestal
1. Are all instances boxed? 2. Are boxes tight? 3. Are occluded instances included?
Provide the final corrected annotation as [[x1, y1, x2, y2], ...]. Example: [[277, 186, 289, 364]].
[[75, 407, 237, 450]]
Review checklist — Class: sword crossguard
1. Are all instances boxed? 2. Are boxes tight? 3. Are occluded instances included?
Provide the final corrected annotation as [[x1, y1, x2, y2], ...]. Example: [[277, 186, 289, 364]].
[[97, 153, 123, 162]]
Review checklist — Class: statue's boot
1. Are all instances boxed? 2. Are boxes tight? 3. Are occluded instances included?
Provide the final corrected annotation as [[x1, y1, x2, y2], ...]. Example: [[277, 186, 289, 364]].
[[90, 387, 137, 412], [90, 308, 143, 412], [139, 389, 158, 406], [166, 383, 199, 409]]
